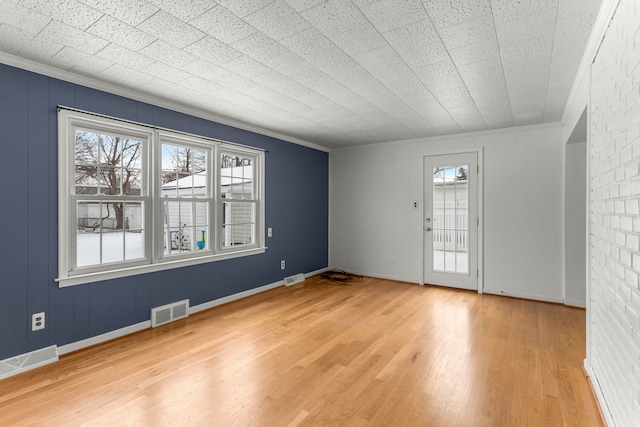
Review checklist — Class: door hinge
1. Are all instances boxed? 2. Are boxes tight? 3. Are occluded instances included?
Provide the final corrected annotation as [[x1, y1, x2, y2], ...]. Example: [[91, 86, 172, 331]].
[[477, 164, 479, 173], [477, 269, 479, 278], [477, 217, 479, 225]]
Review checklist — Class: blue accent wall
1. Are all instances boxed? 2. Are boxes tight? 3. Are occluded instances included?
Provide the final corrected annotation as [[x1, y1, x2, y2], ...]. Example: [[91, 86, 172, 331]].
[[0, 63, 329, 360]]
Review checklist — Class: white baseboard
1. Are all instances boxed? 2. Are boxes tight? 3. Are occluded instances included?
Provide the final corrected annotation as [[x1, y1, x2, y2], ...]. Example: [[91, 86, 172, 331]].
[[483, 288, 564, 304], [330, 267, 420, 285], [305, 266, 331, 278], [189, 279, 283, 314], [564, 298, 587, 308], [584, 360, 615, 426], [58, 321, 150, 355]]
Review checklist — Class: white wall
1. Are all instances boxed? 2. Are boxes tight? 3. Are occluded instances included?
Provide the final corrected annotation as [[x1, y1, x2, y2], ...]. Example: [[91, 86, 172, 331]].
[[565, 142, 587, 307], [330, 124, 565, 302], [588, 0, 640, 424]]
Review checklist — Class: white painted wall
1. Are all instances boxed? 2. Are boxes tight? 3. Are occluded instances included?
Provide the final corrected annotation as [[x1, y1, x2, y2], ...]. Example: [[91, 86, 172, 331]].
[[330, 124, 565, 302], [564, 141, 587, 307]]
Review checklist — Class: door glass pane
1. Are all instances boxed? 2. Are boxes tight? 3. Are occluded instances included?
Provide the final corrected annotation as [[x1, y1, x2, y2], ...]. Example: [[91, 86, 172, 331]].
[[433, 164, 469, 274]]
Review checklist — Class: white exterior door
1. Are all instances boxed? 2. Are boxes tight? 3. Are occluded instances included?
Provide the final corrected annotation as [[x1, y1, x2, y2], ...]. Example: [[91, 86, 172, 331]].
[[424, 153, 478, 290]]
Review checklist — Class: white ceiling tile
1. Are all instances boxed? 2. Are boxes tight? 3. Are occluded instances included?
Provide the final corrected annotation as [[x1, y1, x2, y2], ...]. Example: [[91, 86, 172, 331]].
[[100, 63, 152, 87], [136, 10, 205, 48], [283, 0, 325, 12], [213, 73, 260, 92], [17, 34, 64, 59], [51, 45, 113, 73], [215, 0, 273, 17], [182, 58, 231, 82], [139, 40, 197, 68], [456, 57, 504, 88], [222, 55, 272, 80], [87, 15, 156, 51], [383, 19, 448, 68], [414, 60, 464, 92], [189, 5, 257, 44], [0, 0, 51, 34], [449, 37, 499, 66], [355, 45, 415, 83], [0, 23, 34, 54], [18, 0, 102, 30], [437, 13, 495, 49], [328, 23, 387, 57], [96, 43, 155, 70], [252, 71, 315, 99], [231, 31, 291, 63], [143, 62, 192, 83], [244, 0, 311, 41], [39, 19, 109, 54], [448, 108, 486, 132], [360, 0, 428, 33], [301, 0, 368, 36], [423, 0, 491, 29], [490, 0, 559, 24], [177, 75, 223, 94], [433, 86, 475, 110], [78, 0, 158, 26], [144, 0, 214, 22], [184, 36, 242, 65], [495, 8, 556, 44]]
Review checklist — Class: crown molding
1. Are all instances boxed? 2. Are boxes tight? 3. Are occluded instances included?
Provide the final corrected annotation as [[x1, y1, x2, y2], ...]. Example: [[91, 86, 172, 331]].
[[0, 52, 331, 153], [331, 122, 564, 152]]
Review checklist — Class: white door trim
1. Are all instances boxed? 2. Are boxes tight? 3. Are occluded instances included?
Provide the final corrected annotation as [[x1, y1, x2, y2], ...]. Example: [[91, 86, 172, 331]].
[[421, 147, 484, 293]]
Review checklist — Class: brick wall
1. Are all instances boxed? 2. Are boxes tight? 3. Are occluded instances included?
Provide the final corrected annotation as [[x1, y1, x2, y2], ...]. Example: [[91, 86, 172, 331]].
[[590, 0, 640, 424]]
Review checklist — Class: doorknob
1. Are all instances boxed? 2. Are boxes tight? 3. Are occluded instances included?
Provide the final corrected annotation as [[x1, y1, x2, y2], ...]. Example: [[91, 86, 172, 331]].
[[425, 227, 431, 231]]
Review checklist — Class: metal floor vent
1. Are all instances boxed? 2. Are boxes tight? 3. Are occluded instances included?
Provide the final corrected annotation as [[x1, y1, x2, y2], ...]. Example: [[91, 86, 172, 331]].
[[0, 345, 59, 380], [284, 273, 305, 287], [151, 299, 189, 328]]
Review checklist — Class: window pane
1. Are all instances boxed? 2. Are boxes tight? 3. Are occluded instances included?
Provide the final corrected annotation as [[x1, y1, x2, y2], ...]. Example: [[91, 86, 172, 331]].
[[432, 163, 469, 274], [124, 168, 142, 196], [222, 202, 255, 248], [75, 165, 98, 194], [77, 200, 100, 266], [102, 230, 124, 264], [125, 231, 143, 260], [221, 153, 253, 200]]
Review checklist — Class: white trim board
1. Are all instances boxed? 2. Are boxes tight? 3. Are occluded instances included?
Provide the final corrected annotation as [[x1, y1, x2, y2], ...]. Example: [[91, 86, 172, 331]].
[[332, 123, 564, 152]]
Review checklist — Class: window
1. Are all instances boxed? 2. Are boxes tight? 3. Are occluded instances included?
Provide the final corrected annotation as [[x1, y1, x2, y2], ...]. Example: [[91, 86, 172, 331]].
[[58, 109, 265, 287]]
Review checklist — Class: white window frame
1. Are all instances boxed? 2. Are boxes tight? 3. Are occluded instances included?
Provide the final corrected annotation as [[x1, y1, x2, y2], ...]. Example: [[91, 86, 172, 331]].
[[219, 147, 261, 253], [57, 108, 265, 287]]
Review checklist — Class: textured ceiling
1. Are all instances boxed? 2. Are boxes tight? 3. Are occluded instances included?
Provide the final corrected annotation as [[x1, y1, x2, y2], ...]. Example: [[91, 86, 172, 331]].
[[0, 0, 602, 148]]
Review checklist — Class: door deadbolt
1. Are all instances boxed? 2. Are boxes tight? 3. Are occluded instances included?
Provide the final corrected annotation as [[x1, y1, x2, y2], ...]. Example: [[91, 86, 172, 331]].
[[425, 227, 431, 231], [425, 218, 431, 223]]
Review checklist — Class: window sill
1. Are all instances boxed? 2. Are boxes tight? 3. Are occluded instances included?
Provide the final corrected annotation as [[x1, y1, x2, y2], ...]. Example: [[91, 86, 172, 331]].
[[56, 247, 267, 288]]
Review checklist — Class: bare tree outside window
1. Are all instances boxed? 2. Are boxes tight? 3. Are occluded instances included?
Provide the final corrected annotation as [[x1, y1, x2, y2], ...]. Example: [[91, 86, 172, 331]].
[[75, 130, 142, 229]]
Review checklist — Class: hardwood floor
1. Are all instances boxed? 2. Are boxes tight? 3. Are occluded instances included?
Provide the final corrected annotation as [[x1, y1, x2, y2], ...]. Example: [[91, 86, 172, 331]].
[[0, 276, 602, 426]]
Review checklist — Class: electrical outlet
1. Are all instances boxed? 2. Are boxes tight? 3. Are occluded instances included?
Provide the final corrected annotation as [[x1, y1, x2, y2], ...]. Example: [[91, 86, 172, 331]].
[[281, 260, 285, 270], [32, 312, 45, 331], [268, 227, 272, 237]]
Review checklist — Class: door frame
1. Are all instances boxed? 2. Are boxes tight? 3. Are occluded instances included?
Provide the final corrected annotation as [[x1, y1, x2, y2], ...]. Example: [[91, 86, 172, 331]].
[[421, 147, 484, 293]]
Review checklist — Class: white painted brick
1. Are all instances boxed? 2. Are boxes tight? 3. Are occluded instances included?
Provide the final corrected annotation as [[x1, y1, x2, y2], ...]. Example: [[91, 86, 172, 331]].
[[627, 234, 640, 251], [590, 1, 640, 422], [626, 199, 640, 215]]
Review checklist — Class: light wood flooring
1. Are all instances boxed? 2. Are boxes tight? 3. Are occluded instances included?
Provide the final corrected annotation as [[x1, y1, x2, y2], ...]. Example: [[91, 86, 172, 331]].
[[0, 275, 602, 426]]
